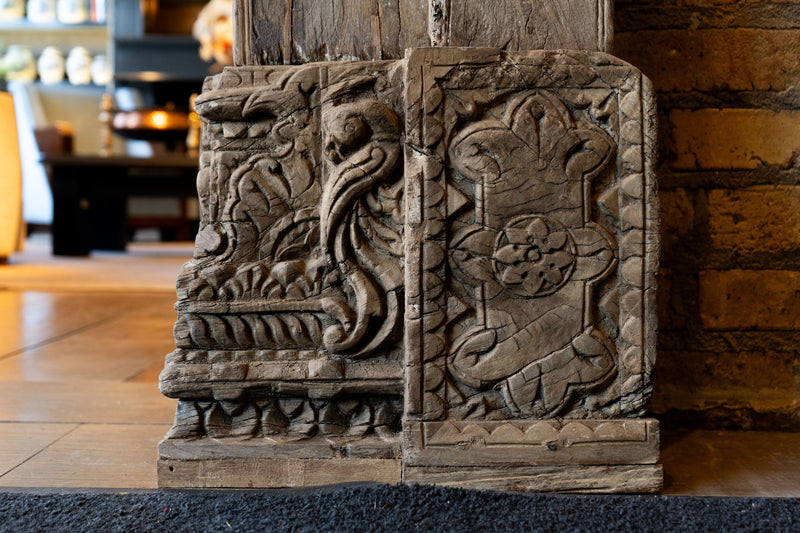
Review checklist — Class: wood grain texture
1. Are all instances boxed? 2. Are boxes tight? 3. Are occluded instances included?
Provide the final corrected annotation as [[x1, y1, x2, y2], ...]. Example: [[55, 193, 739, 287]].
[[0, 293, 172, 358], [289, 0, 386, 62], [235, 0, 611, 65], [0, 422, 78, 476], [403, 464, 663, 494], [0, 381, 176, 424], [246, 0, 285, 65], [233, 0, 255, 65], [158, 458, 401, 488], [661, 430, 800, 497], [0, 299, 175, 382], [0, 424, 170, 488], [159, 434, 400, 460], [446, 0, 611, 51]]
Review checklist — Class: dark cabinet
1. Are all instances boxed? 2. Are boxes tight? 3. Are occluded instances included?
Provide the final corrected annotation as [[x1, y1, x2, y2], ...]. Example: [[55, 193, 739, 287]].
[[113, 0, 213, 107]]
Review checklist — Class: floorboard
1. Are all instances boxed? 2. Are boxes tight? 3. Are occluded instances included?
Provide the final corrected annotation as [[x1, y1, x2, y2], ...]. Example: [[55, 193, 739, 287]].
[[0, 422, 79, 476], [0, 237, 797, 495], [0, 381, 176, 425], [0, 424, 170, 488]]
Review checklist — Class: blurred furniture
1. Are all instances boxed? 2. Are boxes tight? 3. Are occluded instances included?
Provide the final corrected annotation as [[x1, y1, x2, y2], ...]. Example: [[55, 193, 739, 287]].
[[0, 0, 210, 107], [4, 0, 212, 229], [43, 153, 198, 255], [9, 81, 124, 225], [12, 80, 200, 241], [0, 91, 23, 263], [114, 0, 212, 108]]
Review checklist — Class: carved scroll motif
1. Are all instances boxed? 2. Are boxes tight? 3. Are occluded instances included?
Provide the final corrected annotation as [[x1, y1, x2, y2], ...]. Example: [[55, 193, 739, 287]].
[[162, 63, 407, 434], [319, 99, 404, 358]]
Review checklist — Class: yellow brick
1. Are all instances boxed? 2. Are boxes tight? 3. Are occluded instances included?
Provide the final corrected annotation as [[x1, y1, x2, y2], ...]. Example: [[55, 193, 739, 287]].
[[670, 109, 800, 170], [700, 270, 800, 330], [616, 29, 800, 92], [709, 186, 800, 253]]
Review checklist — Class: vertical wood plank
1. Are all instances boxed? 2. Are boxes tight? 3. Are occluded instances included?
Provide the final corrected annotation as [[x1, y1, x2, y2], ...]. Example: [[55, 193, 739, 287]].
[[247, 0, 286, 65], [290, 0, 376, 62], [399, 0, 430, 53], [446, 0, 610, 52], [283, 0, 293, 64], [232, 0, 251, 65], [237, 0, 610, 65]]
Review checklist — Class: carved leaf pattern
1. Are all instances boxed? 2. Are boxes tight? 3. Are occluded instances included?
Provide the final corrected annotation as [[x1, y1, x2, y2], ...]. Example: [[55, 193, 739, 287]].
[[450, 226, 500, 289], [498, 329, 616, 418], [446, 90, 618, 419], [166, 397, 401, 440], [175, 313, 324, 350]]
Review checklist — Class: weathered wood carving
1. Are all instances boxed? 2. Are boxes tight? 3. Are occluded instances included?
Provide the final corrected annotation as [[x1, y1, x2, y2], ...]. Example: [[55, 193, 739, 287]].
[[235, 0, 614, 65], [159, 48, 661, 492], [401, 50, 659, 490], [160, 62, 407, 479]]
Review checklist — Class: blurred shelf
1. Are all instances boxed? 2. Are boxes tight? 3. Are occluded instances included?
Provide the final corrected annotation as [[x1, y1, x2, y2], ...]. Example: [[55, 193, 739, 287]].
[[0, 19, 107, 55], [114, 35, 212, 86], [0, 20, 105, 31], [115, 71, 208, 84], [114, 35, 197, 46]]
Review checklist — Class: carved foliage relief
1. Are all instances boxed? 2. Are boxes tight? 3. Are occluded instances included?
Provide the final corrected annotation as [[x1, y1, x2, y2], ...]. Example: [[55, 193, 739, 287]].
[[404, 49, 658, 428], [161, 63, 407, 440], [161, 50, 658, 446]]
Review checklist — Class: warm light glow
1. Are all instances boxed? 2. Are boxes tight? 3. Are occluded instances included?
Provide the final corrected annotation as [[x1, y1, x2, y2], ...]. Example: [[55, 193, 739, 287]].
[[151, 111, 169, 129], [136, 71, 165, 82]]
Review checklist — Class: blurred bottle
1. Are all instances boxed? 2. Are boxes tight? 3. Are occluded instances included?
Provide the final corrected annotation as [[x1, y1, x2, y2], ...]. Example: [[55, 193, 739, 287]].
[[27, 0, 56, 22], [65, 46, 91, 84], [3, 46, 37, 82], [56, 0, 88, 24], [37, 47, 65, 85], [90, 54, 110, 85]]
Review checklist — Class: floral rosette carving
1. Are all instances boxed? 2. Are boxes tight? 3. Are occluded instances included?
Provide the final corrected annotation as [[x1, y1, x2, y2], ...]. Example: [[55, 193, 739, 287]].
[[492, 215, 576, 298], [443, 88, 621, 419]]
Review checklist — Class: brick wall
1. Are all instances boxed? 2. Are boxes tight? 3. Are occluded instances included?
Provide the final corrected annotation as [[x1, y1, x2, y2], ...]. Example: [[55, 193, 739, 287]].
[[615, 0, 800, 430]]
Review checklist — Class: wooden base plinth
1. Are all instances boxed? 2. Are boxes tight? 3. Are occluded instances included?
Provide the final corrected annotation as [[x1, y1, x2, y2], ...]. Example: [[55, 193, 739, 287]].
[[159, 456, 661, 493], [158, 435, 402, 488], [399, 418, 663, 493], [158, 419, 663, 492], [404, 464, 663, 493], [158, 457, 402, 488]]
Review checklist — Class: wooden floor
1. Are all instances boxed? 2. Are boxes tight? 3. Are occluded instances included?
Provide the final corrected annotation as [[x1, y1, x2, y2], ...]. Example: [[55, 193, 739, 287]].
[[0, 291, 177, 488], [0, 241, 798, 495]]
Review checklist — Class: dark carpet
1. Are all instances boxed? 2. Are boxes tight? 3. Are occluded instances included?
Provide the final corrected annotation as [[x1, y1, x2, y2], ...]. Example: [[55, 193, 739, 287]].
[[1, 483, 798, 532]]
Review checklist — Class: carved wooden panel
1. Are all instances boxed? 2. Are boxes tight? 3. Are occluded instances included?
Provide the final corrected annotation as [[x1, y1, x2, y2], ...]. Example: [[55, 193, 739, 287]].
[[234, 0, 613, 65], [160, 61, 407, 453], [160, 48, 660, 491], [403, 48, 658, 467]]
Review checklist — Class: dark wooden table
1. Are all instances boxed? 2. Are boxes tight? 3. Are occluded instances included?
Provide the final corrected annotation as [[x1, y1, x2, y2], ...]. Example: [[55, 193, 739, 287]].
[[43, 153, 199, 256]]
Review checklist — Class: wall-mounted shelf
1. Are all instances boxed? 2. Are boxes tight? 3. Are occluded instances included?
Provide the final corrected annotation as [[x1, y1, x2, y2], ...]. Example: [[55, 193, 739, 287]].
[[0, 19, 107, 55], [0, 20, 105, 31]]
